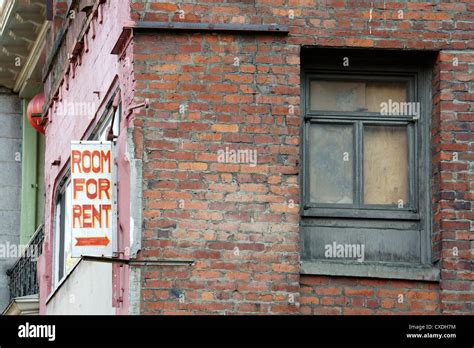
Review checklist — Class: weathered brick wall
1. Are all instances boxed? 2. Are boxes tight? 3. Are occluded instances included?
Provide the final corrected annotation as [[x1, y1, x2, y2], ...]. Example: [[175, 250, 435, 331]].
[[131, 0, 473, 314], [300, 276, 440, 315], [436, 51, 473, 314], [134, 32, 300, 314]]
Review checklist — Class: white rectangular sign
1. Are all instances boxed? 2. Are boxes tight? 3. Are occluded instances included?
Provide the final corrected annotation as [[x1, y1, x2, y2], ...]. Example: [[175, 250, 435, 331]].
[[71, 141, 114, 257]]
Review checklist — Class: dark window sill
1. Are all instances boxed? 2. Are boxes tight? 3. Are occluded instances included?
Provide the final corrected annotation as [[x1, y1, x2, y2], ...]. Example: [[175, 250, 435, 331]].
[[302, 208, 420, 220], [301, 260, 440, 281]]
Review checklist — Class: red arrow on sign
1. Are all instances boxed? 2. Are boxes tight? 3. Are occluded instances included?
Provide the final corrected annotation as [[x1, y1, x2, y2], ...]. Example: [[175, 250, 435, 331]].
[[75, 236, 110, 246]]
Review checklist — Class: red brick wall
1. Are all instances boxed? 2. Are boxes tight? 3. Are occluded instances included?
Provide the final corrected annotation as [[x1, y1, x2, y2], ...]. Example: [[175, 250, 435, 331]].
[[134, 32, 300, 314], [437, 51, 474, 314], [130, 1, 473, 315], [300, 276, 440, 315]]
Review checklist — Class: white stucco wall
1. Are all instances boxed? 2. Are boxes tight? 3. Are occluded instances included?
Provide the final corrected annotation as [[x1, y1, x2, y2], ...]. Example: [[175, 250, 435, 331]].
[[46, 260, 114, 315]]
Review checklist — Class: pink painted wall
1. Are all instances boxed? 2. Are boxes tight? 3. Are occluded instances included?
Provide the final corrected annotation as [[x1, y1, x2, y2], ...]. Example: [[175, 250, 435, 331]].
[[38, 0, 134, 315]]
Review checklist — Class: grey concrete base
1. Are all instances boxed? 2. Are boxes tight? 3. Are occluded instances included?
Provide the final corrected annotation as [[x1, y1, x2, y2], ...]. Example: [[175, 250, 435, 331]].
[[301, 260, 440, 281]]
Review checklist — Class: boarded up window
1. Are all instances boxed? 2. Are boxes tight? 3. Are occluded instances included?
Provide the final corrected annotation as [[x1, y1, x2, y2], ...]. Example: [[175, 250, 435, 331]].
[[363, 125, 409, 205], [302, 52, 432, 270], [308, 79, 411, 207], [310, 80, 407, 113], [309, 123, 353, 204]]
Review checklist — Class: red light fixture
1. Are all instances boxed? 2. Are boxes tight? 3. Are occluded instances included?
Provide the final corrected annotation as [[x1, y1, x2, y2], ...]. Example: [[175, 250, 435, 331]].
[[27, 93, 45, 134]]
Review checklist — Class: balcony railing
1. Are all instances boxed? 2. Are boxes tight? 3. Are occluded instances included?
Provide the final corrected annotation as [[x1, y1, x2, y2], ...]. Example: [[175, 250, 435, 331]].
[[7, 225, 45, 299]]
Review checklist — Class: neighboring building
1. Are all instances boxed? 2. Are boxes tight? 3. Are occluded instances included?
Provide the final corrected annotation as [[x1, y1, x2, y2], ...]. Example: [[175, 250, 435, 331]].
[[0, 87, 22, 312], [38, 0, 133, 315], [0, 0, 47, 314], [37, 0, 472, 315]]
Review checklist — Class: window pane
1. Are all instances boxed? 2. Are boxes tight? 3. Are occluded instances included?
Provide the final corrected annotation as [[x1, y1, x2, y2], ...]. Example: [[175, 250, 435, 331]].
[[54, 181, 79, 286], [64, 182, 77, 274], [365, 81, 407, 113], [310, 80, 407, 113], [58, 193, 66, 281], [54, 201, 62, 286], [364, 125, 408, 205], [309, 123, 354, 204]]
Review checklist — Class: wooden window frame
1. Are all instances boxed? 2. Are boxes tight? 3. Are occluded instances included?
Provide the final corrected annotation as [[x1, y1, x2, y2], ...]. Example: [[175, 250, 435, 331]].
[[88, 95, 121, 142], [300, 62, 437, 280], [52, 173, 75, 288], [303, 72, 419, 220]]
